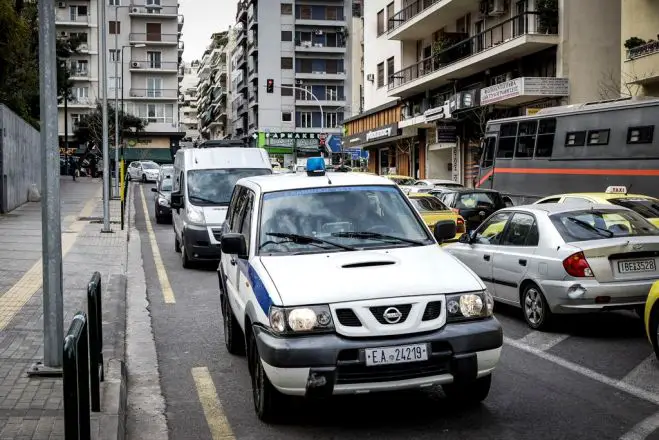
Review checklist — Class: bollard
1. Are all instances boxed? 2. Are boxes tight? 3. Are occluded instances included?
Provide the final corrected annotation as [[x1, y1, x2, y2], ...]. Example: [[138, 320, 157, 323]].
[[87, 271, 103, 412], [63, 312, 90, 440]]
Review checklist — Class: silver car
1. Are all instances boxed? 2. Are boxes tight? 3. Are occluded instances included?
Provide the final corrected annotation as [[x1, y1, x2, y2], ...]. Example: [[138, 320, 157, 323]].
[[445, 204, 659, 330]]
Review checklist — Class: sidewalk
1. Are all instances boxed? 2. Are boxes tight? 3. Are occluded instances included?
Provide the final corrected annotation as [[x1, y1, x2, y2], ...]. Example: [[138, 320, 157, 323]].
[[0, 177, 129, 440]]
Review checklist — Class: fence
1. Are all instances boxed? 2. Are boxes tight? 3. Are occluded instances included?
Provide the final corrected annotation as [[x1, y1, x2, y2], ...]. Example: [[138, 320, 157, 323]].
[[63, 273, 105, 440]]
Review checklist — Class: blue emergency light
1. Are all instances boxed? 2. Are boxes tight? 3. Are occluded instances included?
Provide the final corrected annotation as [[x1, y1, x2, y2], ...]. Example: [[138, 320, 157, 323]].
[[306, 157, 326, 176]]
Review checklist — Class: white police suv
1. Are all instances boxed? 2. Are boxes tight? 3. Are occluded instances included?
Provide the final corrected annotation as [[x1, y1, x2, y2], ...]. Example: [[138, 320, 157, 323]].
[[218, 158, 502, 423]]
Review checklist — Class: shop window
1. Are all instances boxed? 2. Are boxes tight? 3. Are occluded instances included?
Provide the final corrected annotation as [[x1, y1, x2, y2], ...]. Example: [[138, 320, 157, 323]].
[[627, 126, 654, 144]]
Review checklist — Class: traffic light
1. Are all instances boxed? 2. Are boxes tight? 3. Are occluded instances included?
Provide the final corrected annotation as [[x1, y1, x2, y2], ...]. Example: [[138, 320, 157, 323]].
[[266, 79, 274, 93]]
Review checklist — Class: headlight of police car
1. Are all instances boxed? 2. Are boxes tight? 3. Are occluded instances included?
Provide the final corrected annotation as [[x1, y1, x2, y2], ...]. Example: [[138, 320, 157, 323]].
[[269, 305, 334, 334], [158, 197, 169, 207], [445, 290, 494, 322]]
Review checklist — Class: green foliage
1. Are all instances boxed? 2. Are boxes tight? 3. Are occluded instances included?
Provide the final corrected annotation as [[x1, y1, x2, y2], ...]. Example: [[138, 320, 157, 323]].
[[624, 37, 647, 50], [74, 103, 146, 148]]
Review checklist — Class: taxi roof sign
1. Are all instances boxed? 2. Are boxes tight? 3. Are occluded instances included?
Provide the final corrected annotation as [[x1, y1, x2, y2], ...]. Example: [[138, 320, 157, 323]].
[[605, 186, 627, 194]]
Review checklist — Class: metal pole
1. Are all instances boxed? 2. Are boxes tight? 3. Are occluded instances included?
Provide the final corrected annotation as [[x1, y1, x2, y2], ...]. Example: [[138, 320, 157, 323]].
[[113, 6, 120, 198], [100, 0, 111, 232], [34, 0, 64, 373]]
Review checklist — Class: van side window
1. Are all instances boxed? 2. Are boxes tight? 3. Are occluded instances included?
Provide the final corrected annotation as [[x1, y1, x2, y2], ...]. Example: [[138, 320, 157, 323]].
[[496, 123, 517, 159], [229, 187, 247, 232], [627, 126, 654, 144], [515, 120, 537, 158], [226, 186, 242, 230], [587, 129, 610, 146], [565, 131, 586, 146]]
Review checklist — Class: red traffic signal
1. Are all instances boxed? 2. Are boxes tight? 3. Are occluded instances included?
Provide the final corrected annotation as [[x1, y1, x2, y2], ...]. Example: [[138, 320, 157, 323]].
[[266, 79, 274, 93]]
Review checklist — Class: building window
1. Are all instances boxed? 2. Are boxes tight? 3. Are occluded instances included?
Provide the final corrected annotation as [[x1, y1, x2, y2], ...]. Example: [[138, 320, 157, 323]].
[[125, 103, 174, 123], [70, 32, 88, 43], [386, 57, 394, 86], [377, 62, 384, 88], [281, 30, 292, 41], [377, 9, 384, 36], [109, 49, 120, 62], [587, 129, 610, 146], [109, 0, 121, 5], [282, 112, 292, 122], [326, 85, 338, 100], [627, 126, 654, 144], [280, 3, 292, 15], [299, 112, 312, 128], [147, 51, 162, 68], [326, 112, 339, 128], [281, 57, 293, 69], [295, 85, 312, 100], [281, 84, 293, 97], [109, 21, 121, 34], [71, 113, 82, 128], [386, 2, 394, 31]]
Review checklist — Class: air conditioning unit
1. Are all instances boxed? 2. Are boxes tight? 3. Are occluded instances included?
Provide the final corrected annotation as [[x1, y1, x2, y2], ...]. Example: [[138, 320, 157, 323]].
[[60, 31, 68, 37], [57, 2, 66, 8], [366, 73, 374, 82], [131, 61, 141, 68], [131, 7, 140, 13], [488, 0, 506, 16], [79, 43, 88, 51]]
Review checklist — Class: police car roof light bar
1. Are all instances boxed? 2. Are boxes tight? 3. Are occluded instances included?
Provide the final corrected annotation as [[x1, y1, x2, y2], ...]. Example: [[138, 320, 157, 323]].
[[306, 157, 326, 177]]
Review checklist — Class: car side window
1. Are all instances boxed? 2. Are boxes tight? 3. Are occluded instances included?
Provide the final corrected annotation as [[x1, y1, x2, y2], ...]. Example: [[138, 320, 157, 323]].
[[228, 187, 247, 232], [239, 191, 254, 253], [537, 197, 561, 204], [563, 197, 593, 204], [473, 212, 513, 245], [501, 213, 539, 246]]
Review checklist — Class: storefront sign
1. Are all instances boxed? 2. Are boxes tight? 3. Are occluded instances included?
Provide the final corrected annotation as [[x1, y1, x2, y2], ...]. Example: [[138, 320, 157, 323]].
[[436, 125, 458, 144], [452, 144, 462, 184], [344, 123, 399, 146], [366, 126, 393, 142], [480, 77, 570, 106], [424, 102, 451, 123], [264, 132, 325, 140]]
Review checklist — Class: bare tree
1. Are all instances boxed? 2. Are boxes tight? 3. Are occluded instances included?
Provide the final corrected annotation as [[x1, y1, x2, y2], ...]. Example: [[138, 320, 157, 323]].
[[463, 105, 493, 144], [598, 67, 656, 100]]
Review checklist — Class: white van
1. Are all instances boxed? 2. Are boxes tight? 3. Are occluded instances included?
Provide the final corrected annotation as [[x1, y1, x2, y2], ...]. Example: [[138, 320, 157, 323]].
[[171, 147, 272, 268]]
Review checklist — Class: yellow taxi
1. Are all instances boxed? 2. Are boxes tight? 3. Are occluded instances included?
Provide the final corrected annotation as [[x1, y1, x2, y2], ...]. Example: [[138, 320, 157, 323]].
[[645, 281, 659, 360], [407, 193, 465, 243], [534, 186, 659, 227], [384, 174, 417, 186]]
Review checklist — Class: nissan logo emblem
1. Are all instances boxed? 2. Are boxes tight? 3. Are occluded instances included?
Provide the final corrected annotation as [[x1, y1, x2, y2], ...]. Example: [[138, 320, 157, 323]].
[[479, 211, 486, 217], [383, 307, 403, 324]]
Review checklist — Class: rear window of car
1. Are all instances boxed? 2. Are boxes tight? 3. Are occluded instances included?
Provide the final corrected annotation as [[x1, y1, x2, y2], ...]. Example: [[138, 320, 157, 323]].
[[410, 197, 449, 212], [455, 192, 499, 209], [608, 198, 659, 219], [550, 209, 659, 242]]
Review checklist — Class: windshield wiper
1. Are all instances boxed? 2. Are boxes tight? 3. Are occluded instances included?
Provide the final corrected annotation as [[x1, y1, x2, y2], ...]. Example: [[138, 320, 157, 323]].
[[189, 195, 219, 204], [331, 231, 426, 246], [264, 233, 356, 251], [565, 217, 613, 238]]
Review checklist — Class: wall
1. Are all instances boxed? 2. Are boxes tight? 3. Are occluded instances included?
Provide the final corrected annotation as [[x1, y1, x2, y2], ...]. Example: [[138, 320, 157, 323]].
[[621, 0, 659, 97], [348, 15, 364, 117], [0, 105, 41, 213]]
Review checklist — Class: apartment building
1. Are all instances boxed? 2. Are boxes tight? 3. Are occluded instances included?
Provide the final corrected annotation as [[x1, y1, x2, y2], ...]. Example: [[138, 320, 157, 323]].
[[229, 0, 354, 165], [56, 0, 185, 162], [621, 0, 659, 98], [179, 60, 200, 141], [346, 0, 620, 183], [197, 32, 231, 140]]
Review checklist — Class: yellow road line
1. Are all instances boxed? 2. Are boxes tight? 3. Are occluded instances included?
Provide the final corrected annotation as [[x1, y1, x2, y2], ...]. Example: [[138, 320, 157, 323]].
[[191, 367, 235, 440], [139, 185, 176, 304], [0, 186, 103, 330]]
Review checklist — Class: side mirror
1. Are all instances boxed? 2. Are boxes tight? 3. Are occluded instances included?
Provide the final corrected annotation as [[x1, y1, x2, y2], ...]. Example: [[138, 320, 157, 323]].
[[458, 232, 473, 244], [151, 187, 158, 193], [434, 220, 456, 244], [170, 192, 183, 210], [221, 233, 248, 259]]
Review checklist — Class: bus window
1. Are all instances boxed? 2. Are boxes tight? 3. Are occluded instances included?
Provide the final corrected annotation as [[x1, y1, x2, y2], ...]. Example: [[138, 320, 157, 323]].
[[535, 118, 556, 158], [481, 136, 496, 168], [497, 123, 517, 158], [515, 120, 537, 158]]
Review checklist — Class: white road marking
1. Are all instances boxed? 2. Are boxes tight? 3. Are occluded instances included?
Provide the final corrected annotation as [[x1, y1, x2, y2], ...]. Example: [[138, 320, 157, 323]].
[[504, 336, 659, 406], [619, 411, 659, 440], [620, 355, 659, 396], [518, 331, 570, 351]]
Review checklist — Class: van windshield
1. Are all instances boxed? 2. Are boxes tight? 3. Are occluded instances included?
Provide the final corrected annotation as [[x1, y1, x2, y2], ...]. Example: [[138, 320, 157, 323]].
[[187, 168, 271, 206]]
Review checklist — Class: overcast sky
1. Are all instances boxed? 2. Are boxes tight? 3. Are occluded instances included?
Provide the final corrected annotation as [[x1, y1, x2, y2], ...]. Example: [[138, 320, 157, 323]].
[[179, 0, 236, 63]]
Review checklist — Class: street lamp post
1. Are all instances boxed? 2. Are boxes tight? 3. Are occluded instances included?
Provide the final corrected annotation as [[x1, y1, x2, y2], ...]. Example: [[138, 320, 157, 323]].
[[99, 0, 110, 232]]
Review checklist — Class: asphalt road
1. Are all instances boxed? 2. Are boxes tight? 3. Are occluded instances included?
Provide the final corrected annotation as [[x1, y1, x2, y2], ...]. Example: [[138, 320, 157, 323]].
[[132, 182, 659, 440]]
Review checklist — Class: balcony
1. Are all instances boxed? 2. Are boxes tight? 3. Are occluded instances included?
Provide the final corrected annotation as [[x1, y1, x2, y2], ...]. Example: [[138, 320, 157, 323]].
[[129, 60, 179, 73], [247, 39, 258, 55], [55, 13, 90, 26], [178, 40, 184, 52], [295, 15, 346, 27], [129, 33, 179, 45], [129, 88, 178, 99], [295, 96, 346, 108], [624, 41, 659, 87], [128, 5, 179, 18], [295, 40, 346, 53], [295, 71, 347, 81], [178, 15, 184, 30], [387, 0, 479, 41], [388, 12, 559, 98], [59, 97, 94, 108], [69, 69, 90, 80]]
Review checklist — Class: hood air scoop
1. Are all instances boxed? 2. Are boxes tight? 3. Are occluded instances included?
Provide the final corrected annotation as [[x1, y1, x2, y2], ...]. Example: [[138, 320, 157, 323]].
[[342, 261, 396, 269]]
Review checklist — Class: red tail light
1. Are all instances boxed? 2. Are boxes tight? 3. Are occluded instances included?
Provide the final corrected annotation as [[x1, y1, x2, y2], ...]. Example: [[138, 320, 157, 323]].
[[456, 217, 466, 234], [562, 252, 594, 277]]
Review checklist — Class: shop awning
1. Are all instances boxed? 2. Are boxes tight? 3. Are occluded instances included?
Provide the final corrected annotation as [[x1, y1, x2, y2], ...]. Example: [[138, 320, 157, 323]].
[[110, 148, 173, 163]]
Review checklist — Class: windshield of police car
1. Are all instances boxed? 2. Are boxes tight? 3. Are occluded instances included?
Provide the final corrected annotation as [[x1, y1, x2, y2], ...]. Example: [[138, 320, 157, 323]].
[[187, 168, 271, 206], [258, 185, 433, 254]]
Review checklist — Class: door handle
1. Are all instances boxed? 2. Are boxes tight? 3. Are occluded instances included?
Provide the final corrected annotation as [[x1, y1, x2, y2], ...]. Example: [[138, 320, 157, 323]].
[[483, 255, 491, 261], [519, 259, 527, 266], [230, 258, 236, 266]]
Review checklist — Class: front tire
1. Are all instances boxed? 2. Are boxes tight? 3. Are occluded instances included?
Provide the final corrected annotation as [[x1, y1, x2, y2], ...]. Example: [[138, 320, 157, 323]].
[[249, 332, 286, 423], [142, 174, 147, 183], [181, 236, 192, 268], [174, 233, 181, 253], [155, 212, 162, 224], [442, 374, 492, 405], [222, 295, 245, 355], [522, 284, 552, 330]]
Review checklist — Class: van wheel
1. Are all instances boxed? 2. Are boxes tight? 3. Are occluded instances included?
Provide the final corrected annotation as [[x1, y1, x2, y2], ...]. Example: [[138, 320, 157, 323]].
[[142, 174, 147, 183], [181, 237, 192, 268], [521, 283, 552, 331], [249, 331, 285, 423], [222, 295, 245, 355], [442, 375, 492, 405], [174, 234, 181, 253]]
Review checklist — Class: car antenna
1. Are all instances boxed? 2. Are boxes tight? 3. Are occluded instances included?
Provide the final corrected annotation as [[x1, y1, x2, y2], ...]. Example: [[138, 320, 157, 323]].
[[626, 184, 632, 195], [327, 173, 332, 185]]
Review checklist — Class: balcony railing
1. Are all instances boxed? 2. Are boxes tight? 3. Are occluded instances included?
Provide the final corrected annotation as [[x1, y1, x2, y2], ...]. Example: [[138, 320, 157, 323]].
[[627, 40, 659, 60], [295, 14, 346, 21], [56, 13, 90, 24], [129, 33, 179, 43], [129, 5, 179, 15], [387, 0, 440, 33], [129, 88, 178, 98], [129, 60, 179, 70], [388, 12, 555, 90], [295, 40, 346, 49]]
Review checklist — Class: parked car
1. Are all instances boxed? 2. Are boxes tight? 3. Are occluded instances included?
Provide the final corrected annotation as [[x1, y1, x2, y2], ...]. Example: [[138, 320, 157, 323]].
[[407, 193, 465, 243], [151, 171, 173, 223], [127, 160, 160, 182], [434, 188, 511, 232], [414, 179, 464, 189], [445, 204, 659, 330]]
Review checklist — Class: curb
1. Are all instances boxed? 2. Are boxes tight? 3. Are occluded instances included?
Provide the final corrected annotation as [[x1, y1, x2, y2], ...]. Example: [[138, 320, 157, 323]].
[[98, 183, 132, 440]]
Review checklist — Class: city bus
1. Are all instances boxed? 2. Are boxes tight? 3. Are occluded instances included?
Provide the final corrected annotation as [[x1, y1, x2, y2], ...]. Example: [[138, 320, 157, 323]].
[[476, 97, 659, 203]]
